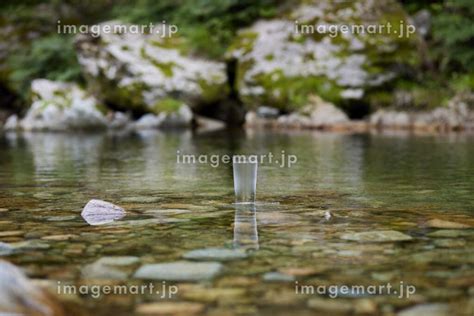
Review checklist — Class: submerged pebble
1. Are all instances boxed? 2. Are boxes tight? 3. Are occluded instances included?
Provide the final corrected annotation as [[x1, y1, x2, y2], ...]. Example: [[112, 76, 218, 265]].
[[82, 256, 140, 280], [425, 219, 471, 229], [134, 261, 223, 282], [340, 230, 413, 242], [182, 248, 248, 261], [135, 302, 205, 315], [262, 272, 295, 282], [397, 303, 450, 316]]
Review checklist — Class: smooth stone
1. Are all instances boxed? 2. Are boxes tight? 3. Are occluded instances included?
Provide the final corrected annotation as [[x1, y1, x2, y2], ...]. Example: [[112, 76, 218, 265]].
[[307, 297, 353, 313], [428, 230, 473, 238], [81, 199, 125, 225], [263, 272, 295, 282], [46, 215, 77, 222], [41, 234, 77, 241], [0, 260, 64, 315], [182, 248, 248, 261], [433, 239, 466, 248], [135, 302, 205, 315], [397, 303, 450, 316], [181, 287, 246, 303], [0, 231, 24, 237], [10, 240, 50, 250], [95, 256, 140, 266], [134, 261, 222, 282], [340, 230, 413, 242], [82, 256, 139, 280], [0, 242, 15, 256], [278, 267, 324, 277], [425, 219, 471, 229]]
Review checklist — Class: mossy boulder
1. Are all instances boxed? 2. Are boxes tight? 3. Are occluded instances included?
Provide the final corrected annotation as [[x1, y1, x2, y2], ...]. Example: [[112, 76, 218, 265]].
[[75, 21, 229, 114], [8, 79, 107, 131], [227, 0, 419, 112]]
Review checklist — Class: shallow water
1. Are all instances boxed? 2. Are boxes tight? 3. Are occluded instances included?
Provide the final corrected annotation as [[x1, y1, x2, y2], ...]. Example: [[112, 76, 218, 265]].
[[0, 130, 473, 315]]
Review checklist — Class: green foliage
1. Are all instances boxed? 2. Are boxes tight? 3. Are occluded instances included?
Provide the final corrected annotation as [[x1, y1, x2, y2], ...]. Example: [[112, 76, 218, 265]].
[[7, 34, 82, 98], [153, 98, 182, 113], [112, 0, 281, 58], [432, 0, 474, 72]]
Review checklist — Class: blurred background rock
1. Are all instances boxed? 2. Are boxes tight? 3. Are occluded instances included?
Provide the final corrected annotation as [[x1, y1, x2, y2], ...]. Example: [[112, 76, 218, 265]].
[[0, 0, 472, 131]]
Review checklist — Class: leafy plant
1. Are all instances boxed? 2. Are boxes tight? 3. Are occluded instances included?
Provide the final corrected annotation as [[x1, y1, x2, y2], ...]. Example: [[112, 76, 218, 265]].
[[432, 0, 474, 72], [7, 34, 83, 98]]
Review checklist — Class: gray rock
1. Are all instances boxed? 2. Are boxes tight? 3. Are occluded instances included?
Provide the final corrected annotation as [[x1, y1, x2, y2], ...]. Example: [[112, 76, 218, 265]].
[[82, 256, 140, 279], [263, 272, 295, 283], [46, 215, 77, 222], [107, 112, 132, 129], [133, 104, 193, 129], [134, 113, 164, 129], [182, 248, 248, 261], [194, 115, 226, 133], [340, 230, 413, 242], [0, 260, 63, 315], [257, 106, 279, 118], [134, 261, 223, 282], [10, 240, 50, 250], [81, 199, 125, 225], [3, 115, 19, 131], [0, 242, 15, 256], [428, 230, 473, 238], [397, 303, 450, 316], [412, 10, 431, 38]]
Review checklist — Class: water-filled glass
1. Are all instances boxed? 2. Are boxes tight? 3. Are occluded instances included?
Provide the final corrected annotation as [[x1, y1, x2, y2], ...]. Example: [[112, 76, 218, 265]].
[[233, 160, 257, 204]]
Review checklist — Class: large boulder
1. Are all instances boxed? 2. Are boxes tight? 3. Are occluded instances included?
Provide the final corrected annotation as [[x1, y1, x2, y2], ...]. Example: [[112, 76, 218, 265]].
[[5, 79, 107, 131], [228, 0, 418, 111], [75, 21, 229, 114]]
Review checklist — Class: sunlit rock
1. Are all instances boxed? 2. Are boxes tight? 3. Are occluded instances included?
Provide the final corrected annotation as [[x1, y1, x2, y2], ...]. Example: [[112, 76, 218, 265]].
[[75, 21, 228, 113], [19, 79, 107, 131], [81, 199, 125, 225]]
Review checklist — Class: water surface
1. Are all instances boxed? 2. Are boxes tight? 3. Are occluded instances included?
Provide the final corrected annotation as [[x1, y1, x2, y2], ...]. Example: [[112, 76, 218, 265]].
[[0, 130, 473, 315]]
